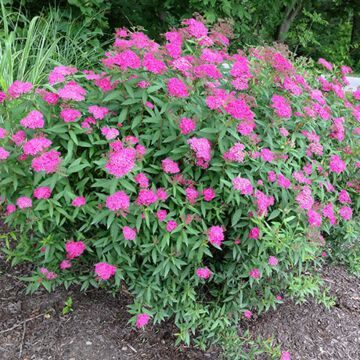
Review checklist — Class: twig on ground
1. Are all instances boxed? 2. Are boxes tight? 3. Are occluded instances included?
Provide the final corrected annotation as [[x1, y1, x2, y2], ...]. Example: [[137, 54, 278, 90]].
[[127, 343, 137, 353], [0, 313, 44, 334], [18, 321, 26, 359]]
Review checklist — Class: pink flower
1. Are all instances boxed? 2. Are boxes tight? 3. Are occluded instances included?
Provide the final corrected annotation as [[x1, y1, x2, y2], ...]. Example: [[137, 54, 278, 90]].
[[244, 310, 252, 319], [208, 226, 224, 247], [185, 187, 198, 204], [329, 155, 346, 174], [307, 209, 322, 227], [95, 262, 117, 280], [143, 52, 167, 74], [134, 173, 149, 188], [66, 241, 86, 259], [202, 188, 215, 201], [318, 58, 333, 71], [0, 147, 10, 160], [60, 260, 72, 270], [101, 127, 119, 140], [271, 95, 292, 119], [8, 80, 33, 98], [254, 190, 274, 216], [16, 196, 32, 209], [277, 174, 291, 189], [224, 143, 246, 163], [183, 18, 208, 38], [48, 65, 77, 84], [33, 186, 52, 199], [136, 189, 158, 206], [105, 147, 136, 178], [31, 150, 61, 174], [72, 196, 86, 207], [106, 191, 130, 212], [339, 206, 352, 221], [12, 130, 26, 146], [5, 204, 16, 215], [162, 158, 180, 174], [249, 227, 260, 239], [296, 186, 314, 210], [60, 108, 81, 123], [0, 91, 6, 102], [268, 256, 279, 266], [249, 268, 261, 279], [166, 220, 178, 232], [187, 137, 212, 168], [157, 209, 168, 221], [167, 78, 188, 98], [145, 101, 154, 109], [123, 226, 136, 240], [88, 105, 109, 119], [338, 190, 351, 204], [156, 188, 168, 201], [46, 272, 58, 280], [232, 177, 253, 195], [58, 81, 86, 101], [196, 267, 212, 279], [135, 313, 150, 328], [281, 351, 291, 360], [179, 118, 196, 135], [20, 110, 44, 129], [0, 127, 7, 139], [260, 148, 274, 162], [23, 137, 52, 155]]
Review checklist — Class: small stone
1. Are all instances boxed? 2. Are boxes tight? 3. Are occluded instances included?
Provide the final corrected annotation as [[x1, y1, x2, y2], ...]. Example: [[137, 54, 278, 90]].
[[121, 346, 128, 351], [86, 341, 92, 345]]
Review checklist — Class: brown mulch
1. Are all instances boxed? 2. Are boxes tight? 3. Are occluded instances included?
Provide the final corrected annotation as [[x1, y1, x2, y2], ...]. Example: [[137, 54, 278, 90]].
[[1, 254, 359, 360]]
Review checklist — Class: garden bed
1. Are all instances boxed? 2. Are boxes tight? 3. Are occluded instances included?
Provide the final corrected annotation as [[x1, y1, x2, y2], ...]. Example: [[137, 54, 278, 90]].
[[1, 253, 359, 360]]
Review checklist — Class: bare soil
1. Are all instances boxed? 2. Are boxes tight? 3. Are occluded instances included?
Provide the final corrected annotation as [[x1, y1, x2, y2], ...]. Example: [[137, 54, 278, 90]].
[[1, 256, 359, 360]]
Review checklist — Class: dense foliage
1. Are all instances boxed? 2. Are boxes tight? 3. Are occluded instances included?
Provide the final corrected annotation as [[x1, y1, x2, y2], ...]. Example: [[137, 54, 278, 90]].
[[0, 17, 359, 356]]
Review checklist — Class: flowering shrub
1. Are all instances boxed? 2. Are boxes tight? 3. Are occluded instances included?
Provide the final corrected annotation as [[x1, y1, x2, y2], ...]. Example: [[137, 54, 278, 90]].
[[0, 18, 359, 349]]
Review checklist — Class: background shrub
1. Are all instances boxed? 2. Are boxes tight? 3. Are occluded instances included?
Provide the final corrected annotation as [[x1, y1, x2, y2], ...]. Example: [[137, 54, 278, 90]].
[[0, 17, 359, 349]]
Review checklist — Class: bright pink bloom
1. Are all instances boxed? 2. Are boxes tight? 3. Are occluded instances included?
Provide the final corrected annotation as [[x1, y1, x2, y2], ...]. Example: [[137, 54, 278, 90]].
[[106, 191, 130, 212], [8, 81, 33, 98], [48, 65, 77, 84], [281, 351, 291, 360], [186, 187, 198, 204], [66, 241, 86, 259], [135, 313, 150, 328], [224, 143, 245, 163], [202, 188, 215, 201], [23, 137, 52, 155], [271, 95, 292, 119], [95, 262, 117, 280], [196, 267, 212, 279], [249, 268, 261, 279], [296, 186, 314, 210], [187, 137, 212, 168], [101, 127, 119, 140], [166, 220, 178, 232], [12, 130, 26, 146], [31, 150, 61, 174], [0, 128, 7, 139], [279, 127, 289, 137], [0, 147, 10, 160], [156, 188, 168, 201], [46, 272, 58, 280], [5, 204, 16, 215], [167, 78, 188, 98], [134, 173, 149, 188], [162, 158, 180, 174], [136, 189, 158, 206], [33, 186, 52, 199], [16, 196, 32, 209], [58, 81, 86, 101], [123, 226, 136, 240], [244, 310, 252, 319], [268, 256, 279, 266], [338, 190, 351, 204], [157, 209, 168, 221], [72, 196, 86, 207], [232, 177, 253, 195], [0, 92, 6, 102], [329, 155, 346, 174], [105, 147, 136, 178], [208, 226, 224, 247], [20, 110, 44, 129], [60, 108, 81, 123], [143, 52, 167, 74], [88, 105, 109, 119], [249, 227, 260, 239], [254, 190, 275, 216], [179, 117, 196, 135], [318, 58, 333, 71], [339, 206, 352, 220], [260, 148, 274, 162], [307, 209, 322, 227], [60, 260, 72, 270]]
